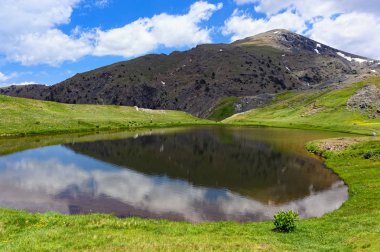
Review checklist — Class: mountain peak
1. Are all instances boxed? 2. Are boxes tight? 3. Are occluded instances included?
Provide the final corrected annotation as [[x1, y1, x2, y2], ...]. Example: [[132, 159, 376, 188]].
[[232, 29, 376, 63], [233, 29, 293, 45], [232, 29, 318, 52]]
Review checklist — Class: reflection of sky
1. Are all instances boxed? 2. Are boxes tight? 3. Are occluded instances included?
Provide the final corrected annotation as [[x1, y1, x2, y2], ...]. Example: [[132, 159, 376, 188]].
[[0, 146, 348, 222], [1, 145, 118, 172]]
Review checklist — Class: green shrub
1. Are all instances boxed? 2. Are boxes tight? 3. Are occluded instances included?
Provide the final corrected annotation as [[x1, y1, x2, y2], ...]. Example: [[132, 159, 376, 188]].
[[273, 210, 299, 232]]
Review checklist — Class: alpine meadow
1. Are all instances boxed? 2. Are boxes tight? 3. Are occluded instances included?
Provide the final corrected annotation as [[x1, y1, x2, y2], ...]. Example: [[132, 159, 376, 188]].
[[0, 1, 379, 251]]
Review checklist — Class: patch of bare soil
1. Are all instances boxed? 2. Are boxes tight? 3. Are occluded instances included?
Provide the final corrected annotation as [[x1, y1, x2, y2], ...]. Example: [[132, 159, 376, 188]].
[[318, 137, 379, 152], [302, 102, 325, 116]]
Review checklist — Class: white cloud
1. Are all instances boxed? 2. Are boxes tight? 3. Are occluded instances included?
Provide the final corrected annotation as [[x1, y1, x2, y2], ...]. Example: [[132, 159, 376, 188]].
[[0, 0, 80, 34], [228, 0, 380, 59], [94, 1, 223, 57], [0, 0, 90, 66], [0, 1, 223, 65], [0, 81, 38, 88], [308, 12, 380, 59], [6, 29, 93, 66], [237, 0, 341, 19], [234, 0, 380, 17], [234, 0, 255, 4], [0, 71, 37, 87], [0, 72, 19, 86], [223, 10, 306, 42], [94, 0, 110, 8], [0, 72, 10, 82]]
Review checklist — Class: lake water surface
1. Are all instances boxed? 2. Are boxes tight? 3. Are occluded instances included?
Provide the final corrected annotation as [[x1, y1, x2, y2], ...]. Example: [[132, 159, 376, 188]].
[[0, 127, 349, 222]]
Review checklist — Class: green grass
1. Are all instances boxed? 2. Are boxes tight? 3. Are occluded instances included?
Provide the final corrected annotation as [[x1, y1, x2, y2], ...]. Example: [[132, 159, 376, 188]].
[[0, 138, 379, 251], [208, 96, 238, 121], [223, 77, 380, 135], [0, 95, 211, 137], [0, 78, 379, 250]]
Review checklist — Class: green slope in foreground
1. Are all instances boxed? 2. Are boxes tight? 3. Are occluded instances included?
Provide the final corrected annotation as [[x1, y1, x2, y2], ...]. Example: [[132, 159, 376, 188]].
[[0, 95, 210, 136], [223, 77, 380, 135], [0, 78, 379, 250], [0, 138, 378, 251]]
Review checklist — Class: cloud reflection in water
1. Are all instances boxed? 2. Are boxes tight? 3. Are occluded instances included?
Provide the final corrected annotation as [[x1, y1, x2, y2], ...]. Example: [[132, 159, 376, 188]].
[[0, 143, 347, 222]]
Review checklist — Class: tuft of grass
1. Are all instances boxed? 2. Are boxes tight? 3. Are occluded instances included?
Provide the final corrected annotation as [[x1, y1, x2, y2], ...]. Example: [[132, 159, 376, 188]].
[[224, 77, 380, 135], [0, 95, 212, 137]]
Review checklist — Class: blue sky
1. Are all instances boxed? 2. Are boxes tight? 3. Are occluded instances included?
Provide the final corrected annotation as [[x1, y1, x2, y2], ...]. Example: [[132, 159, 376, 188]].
[[0, 0, 379, 87]]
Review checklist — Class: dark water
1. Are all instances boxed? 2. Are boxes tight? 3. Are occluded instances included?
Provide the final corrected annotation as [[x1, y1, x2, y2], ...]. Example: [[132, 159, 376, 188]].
[[0, 127, 348, 222]]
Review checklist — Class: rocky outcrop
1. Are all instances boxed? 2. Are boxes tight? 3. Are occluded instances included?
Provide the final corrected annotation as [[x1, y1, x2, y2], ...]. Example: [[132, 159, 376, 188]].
[[347, 84, 380, 118], [234, 94, 276, 113]]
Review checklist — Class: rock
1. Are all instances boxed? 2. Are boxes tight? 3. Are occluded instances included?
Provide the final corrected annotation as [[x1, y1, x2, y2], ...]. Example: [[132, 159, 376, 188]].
[[234, 94, 276, 113], [347, 84, 380, 118]]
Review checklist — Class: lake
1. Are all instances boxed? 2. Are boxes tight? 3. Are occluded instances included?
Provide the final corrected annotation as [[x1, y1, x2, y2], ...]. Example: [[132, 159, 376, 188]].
[[0, 126, 349, 222]]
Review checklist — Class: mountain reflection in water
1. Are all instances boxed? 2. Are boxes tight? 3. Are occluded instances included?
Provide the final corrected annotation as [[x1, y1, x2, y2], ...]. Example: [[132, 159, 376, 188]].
[[0, 127, 348, 222]]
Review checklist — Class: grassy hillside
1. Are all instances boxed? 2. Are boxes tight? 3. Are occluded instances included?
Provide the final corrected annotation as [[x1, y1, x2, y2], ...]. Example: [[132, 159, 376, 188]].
[[0, 138, 378, 251], [224, 77, 380, 135], [207, 96, 238, 121], [0, 95, 210, 137]]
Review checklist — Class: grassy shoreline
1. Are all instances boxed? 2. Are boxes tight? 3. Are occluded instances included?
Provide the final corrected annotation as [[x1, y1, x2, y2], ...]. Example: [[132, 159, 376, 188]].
[[0, 94, 212, 138], [0, 134, 378, 251]]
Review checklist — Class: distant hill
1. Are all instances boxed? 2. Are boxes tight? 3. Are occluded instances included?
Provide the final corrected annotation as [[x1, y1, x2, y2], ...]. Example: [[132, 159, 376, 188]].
[[1, 29, 379, 119]]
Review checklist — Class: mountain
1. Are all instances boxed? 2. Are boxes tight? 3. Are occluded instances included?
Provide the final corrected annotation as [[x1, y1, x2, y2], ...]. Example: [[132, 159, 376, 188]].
[[1, 29, 379, 119]]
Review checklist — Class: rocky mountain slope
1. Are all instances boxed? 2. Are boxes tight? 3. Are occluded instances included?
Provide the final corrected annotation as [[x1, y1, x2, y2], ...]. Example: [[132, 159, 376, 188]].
[[1, 29, 379, 119]]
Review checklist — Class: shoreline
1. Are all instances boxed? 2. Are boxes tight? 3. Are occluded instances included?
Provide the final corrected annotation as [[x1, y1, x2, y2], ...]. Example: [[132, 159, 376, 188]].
[[0, 126, 378, 250]]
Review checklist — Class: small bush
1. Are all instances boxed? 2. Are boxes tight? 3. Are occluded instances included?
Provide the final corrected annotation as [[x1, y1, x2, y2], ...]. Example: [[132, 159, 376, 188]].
[[273, 210, 299, 232]]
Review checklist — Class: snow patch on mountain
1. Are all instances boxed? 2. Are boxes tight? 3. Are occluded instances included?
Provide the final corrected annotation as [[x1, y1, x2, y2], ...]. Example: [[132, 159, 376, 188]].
[[336, 52, 368, 63]]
